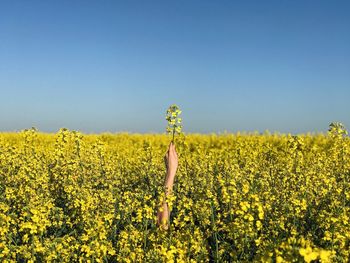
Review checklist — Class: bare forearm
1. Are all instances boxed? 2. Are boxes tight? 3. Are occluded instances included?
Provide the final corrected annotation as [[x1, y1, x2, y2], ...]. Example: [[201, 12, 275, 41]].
[[157, 170, 176, 229], [157, 201, 169, 229], [164, 170, 176, 191]]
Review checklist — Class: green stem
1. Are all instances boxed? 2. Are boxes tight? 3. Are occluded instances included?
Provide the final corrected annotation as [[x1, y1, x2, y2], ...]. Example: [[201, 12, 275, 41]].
[[211, 200, 219, 262], [172, 126, 175, 143], [143, 219, 148, 254]]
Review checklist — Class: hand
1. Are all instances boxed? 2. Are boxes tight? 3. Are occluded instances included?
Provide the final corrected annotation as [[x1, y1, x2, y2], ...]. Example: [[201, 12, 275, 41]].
[[164, 142, 178, 177]]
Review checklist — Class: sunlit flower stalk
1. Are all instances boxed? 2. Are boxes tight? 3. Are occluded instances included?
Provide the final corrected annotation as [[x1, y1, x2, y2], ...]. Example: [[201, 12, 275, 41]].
[[165, 104, 182, 143]]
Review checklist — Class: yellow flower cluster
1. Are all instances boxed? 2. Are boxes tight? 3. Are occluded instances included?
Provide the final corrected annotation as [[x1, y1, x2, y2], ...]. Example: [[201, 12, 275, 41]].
[[166, 104, 182, 142], [0, 127, 349, 262]]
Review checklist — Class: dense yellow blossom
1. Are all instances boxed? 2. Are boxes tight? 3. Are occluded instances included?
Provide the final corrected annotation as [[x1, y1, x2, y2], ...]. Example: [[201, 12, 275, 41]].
[[0, 127, 349, 261]]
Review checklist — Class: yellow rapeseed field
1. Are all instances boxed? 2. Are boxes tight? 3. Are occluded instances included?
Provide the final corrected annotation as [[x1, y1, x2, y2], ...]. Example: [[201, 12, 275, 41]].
[[0, 126, 349, 262]]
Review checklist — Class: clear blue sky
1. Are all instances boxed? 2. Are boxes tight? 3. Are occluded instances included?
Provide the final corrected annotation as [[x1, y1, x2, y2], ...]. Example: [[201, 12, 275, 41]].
[[0, 1, 349, 134]]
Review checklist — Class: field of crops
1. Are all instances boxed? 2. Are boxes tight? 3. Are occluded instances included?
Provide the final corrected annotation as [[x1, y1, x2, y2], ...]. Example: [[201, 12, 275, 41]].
[[0, 127, 349, 262]]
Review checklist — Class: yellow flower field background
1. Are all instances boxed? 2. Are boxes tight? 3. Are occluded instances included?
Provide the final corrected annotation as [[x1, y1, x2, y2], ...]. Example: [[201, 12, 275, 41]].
[[0, 126, 349, 262]]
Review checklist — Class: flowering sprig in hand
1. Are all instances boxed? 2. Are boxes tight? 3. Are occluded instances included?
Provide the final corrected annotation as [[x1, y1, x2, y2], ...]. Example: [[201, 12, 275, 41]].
[[166, 104, 182, 143]]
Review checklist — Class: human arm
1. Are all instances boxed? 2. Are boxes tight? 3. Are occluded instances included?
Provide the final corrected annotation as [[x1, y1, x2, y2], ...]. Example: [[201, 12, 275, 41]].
[[157, 142, 178, 230]]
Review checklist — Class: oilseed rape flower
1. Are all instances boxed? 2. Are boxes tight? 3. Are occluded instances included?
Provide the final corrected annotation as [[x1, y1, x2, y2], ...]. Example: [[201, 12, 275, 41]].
[[328, 122, 348, 137], [166, 104, 182, 142], [0, 124, 349, 262]]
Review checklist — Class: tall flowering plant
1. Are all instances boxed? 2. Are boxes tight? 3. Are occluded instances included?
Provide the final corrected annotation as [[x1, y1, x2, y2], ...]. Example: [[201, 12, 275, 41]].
[[166, 104, 182, 143]]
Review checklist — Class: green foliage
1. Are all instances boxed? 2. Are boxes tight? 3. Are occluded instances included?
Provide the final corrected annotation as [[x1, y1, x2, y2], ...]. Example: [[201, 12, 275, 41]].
[[0, 126, 349, 262]]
